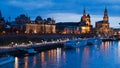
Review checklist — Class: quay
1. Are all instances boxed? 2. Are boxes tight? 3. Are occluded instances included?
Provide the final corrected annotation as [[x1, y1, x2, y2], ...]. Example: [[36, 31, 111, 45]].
[[0, 37, 119, 56], [0, 41, 65, 56]]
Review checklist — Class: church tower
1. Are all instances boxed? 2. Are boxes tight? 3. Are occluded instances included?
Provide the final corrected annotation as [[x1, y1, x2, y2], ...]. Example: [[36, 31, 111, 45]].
[[83, 8, 86, 16], [81, 8, 87, 22], [80, 8, 91, 26], [103, 8, 109, 23], [86, 14, 91, 26]]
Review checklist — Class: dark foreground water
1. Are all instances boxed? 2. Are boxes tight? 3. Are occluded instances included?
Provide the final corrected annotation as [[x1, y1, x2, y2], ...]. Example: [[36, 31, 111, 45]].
[[1, 41, 120, 68]]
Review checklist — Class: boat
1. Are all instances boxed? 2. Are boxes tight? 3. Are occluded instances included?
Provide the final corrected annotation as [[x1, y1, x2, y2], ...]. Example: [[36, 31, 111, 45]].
[[0, 55, 14, 66], [64, 39, 87, 48], [17, 48, 37, 55], [27, 49, 37, 54], [87, 38, 102, 45]]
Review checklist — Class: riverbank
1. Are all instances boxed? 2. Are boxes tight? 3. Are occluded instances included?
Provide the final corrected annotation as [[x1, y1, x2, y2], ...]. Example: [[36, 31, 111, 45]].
[[0, 41, 64, 56], [0, 37, 119, 56], [0, 34, 95, 46]]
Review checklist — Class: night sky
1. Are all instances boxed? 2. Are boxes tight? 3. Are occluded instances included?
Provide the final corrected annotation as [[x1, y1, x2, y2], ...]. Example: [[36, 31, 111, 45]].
[[0, 0, 120, 28]]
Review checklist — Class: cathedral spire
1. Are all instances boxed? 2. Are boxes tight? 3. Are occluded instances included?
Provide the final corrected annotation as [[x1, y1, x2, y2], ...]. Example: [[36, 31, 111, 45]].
[[83, 8, 86, 16], [103, 7, 109, 22], [104, 7, 108, 16]]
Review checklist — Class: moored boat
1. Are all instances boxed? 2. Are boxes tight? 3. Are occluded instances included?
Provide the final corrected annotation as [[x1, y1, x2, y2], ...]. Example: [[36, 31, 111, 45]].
[[27, 49, 37, 54], [87, 38, 102, 45], [64, 39, 87, 48]]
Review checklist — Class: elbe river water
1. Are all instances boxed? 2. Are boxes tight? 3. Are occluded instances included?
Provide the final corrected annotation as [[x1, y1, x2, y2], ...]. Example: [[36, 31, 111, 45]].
[[1, 41, 120, 68]]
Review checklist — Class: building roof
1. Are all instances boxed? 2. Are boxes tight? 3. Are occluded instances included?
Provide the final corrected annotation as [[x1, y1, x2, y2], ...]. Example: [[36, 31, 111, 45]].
[[56, 22, 79, 30], [96, 20, 104, 23], [56, 22, 79, 26], [96, 20, 109, 24]]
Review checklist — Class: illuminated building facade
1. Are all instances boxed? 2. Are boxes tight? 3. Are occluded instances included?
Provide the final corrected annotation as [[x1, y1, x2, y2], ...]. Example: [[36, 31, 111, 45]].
[[56, 9, 92, 34], [7, 14, 31, 34], [25, 17, 56, 34], [79, 9, 92, 34], [95, 8, 113, 37]]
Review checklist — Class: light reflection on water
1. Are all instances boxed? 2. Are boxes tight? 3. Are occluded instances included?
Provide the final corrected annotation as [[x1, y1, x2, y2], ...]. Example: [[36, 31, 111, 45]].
[[2, 41, 120, 68], [24, 56, 28, 68], [15, 57, 18, 68]]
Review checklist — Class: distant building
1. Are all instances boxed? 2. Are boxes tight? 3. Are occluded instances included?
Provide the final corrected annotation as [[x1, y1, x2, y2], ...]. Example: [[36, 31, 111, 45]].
[[15, 14, 30, 29], [79, 9, 92, 34], [95, 8, 113, 37], [0, 10, 6, 34], [0, 10, 5, 28], [56, 22, 79, 34], [56, 9, 92, 34], [35, 16, 44, 24], [25, 17, 56, 34], [112, 28, 120, 38], [15, 14, 31, 24], [12, 14, 31, 34]]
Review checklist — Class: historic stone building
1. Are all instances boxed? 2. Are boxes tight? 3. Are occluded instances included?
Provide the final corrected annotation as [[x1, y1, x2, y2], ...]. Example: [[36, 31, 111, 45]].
[[25, 17, 56, 34], [56, 9, 92, 34], [15, 14, 31, 24], [95, 8, 113, 37], [79, 9, 92, 34], [56, 22, 79, 34]]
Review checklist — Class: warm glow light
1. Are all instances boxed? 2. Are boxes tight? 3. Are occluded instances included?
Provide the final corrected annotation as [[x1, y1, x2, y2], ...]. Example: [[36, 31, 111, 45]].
[[41, 52, 45, 63], [81, 26, 90, 33], [24, 31, 27, 33], [24, 56, 28, 68], [34, 29, 37, 34], [16, 31, 19, 34], [119, 31, 120, 34], [57, 48, 61, 63], [2, 31, 6, 34], [15, 57, 18, 68], [26, 24, 56, 34]]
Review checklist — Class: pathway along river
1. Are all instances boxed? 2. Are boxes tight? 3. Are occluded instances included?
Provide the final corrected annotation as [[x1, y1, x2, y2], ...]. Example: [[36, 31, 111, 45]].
[[1, 41, 120, 68]]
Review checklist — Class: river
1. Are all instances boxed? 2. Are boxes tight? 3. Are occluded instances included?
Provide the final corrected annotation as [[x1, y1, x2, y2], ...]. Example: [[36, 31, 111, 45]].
[[1, 41, 120, 68]]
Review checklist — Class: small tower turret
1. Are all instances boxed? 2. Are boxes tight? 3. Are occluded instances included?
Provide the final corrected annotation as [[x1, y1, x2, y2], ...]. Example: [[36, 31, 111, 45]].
[[103, 7, 109, 22], [81, 8, 87, 22]]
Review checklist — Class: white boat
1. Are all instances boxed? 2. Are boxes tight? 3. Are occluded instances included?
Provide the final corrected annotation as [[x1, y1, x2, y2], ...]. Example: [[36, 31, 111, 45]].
[[27, 49, 37, 54], [0, 55, 14, 66], [64, 39, 87, 48], [87, 38, 102, 45], [17, 47, 37, 54]]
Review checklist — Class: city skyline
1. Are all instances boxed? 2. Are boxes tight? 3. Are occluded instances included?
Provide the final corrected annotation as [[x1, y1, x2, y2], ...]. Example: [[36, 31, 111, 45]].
[[0, 0, 120, 28]]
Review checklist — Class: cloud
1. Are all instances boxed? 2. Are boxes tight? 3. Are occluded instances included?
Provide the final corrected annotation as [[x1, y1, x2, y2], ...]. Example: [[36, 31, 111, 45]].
[[8, 0, 53, 10], [45, 13, 120, 28], [45, 13, 82, 22]]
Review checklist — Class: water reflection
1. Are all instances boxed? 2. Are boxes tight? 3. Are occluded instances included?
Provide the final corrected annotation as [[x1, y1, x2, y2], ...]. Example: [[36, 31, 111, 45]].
[[81, 47, 90, 68], [6, 41, 120, 68], [56, 48, 61, 64], [15, 57, 18, 68], [24, 56, 28, 68], [33, 56, 36, 66]]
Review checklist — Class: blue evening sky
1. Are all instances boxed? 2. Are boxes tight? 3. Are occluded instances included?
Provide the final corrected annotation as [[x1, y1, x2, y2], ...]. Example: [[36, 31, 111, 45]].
[[0, 0, 120, 28]]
